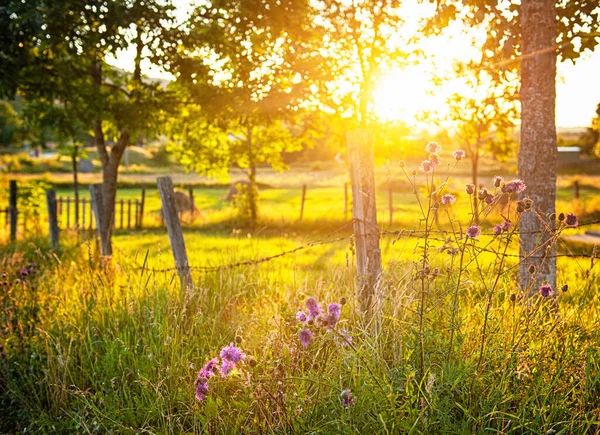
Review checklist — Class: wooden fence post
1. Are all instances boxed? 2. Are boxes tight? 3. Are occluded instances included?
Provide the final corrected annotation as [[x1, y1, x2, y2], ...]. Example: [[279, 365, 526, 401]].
[[46, 189, 59, 250], [135, 200, 139, 228], [66, 197, 71, 229], [127, 199, 132, 229], [573, 180, 580, 199], [9, 180, 17, 242], [82, 198, 87, 228], [89, 184, 111, 256], [157, 176, 193, 290], [120, 198, 124, 229], [139, 188, 145, 229], [347, 130, 382, 316], [188, 185, 195, 222], [299, 184, 307, 221]]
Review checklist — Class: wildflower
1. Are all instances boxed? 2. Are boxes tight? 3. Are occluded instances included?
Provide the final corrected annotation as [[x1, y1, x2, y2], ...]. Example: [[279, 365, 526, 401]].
[[399, 160, 405, 168], [484, 194, 494, 204], [561, 284, 568, 292], [502, 220, 511, 232], [298, 328, 314, 348], [306, 297, 322, 319], [220, 344, 245, 363], [195, 380, 209, 401], [453, 149, 466, 161], [466, 226, 481, 238], [340, 389, 356, 406], [429, 153, 441, 167], [296, 310, 307, 324], [478, 188, 489, 200], [419, 160, 433, 174], [565, 213, 578, 228], [426, 142, 442, 153], [465, 184, 475, 195], [558, 212, 565, 221], [441, 194, 456, 205], [494, 176, 504, 187], [502, 179, 527, 193], [539, 284, 553, 298], [493, 224, 502, 236], [198, 358, 219, 379], [325, 303, 342, 329], [219, 359, 235, 377], [339, 297, 347, 306]]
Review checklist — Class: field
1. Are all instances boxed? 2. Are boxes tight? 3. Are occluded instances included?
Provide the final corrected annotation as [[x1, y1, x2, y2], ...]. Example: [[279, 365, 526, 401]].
[[1, 160, 600, 434]]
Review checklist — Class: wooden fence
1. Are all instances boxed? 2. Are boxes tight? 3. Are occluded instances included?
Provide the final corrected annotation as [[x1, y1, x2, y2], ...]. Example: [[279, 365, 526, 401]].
[[55, 196, 144, 230]]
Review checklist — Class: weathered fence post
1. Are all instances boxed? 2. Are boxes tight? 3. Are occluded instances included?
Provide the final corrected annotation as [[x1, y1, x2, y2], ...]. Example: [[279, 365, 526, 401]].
[[347, 130, 382, 316], [299, 184, 307, 221], [573, 180, 580, 199], [46, 189, 59, 250], [82, 198, 87, 228], [120, 198, 124, 229], [188, 185, 195, 222], [66, 197, 71, 228], [89, 184, 111, 257], [135, 200, 139, 228], [9, 180, 17, 241], [139, 188, 145, 229], [127, 199, 132, 229], [157, 176, 193, 290]]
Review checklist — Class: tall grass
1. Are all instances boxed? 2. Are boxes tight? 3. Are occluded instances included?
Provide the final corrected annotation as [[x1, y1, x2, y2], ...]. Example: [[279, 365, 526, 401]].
[[1, 148, 600, 433]]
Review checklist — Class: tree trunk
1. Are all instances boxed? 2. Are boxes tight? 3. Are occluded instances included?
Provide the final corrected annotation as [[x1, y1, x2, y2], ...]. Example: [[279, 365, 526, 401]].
[[246, 126, 257, 227], [519, 0, 557, 292], [72, 145, 79, 227]]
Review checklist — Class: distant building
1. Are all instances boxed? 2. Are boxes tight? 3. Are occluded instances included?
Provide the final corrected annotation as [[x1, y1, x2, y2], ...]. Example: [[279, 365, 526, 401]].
[[557, 146, 581, 164]]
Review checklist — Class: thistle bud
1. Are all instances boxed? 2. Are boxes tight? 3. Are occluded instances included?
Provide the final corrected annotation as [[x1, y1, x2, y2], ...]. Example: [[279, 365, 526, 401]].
[[528, 264, 536, 274], [561, 284, 568, 292], [509, 294, 516, 302], [340, 297, 347, 306], [398, 160, 405, 168], [558, 213, 565, 222], [235, 335, 243, 344]]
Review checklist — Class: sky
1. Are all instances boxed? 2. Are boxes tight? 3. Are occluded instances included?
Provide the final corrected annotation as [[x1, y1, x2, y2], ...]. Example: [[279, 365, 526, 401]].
[[108, 5, 600, 130]]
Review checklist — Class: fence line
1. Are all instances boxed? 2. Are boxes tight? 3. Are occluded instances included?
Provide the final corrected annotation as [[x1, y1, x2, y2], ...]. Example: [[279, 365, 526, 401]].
[[129, 219, 599, 275]]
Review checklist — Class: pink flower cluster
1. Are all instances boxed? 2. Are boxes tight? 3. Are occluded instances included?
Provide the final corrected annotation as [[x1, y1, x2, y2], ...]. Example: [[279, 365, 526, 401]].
[[195, 343, 246, 402], [296, 297, 349, 347]]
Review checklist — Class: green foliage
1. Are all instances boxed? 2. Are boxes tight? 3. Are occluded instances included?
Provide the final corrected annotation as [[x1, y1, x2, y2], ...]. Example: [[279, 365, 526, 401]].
[[0, 101, 21, 148]]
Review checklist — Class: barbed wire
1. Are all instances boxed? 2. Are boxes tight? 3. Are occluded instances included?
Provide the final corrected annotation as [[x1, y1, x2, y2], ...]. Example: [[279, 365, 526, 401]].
[[130, 218, 599, 275]]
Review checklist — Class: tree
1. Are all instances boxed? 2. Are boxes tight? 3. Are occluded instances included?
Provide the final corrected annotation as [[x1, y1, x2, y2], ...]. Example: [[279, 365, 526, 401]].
[[0, 101, 20, 148], [423, 0, 600, 290], [167, 0, 325, 226], [1, 0, 178, 255]]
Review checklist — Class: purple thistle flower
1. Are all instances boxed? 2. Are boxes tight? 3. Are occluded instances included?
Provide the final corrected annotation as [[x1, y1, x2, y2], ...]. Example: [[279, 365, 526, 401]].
[[539, 284, 553, 298], [565, 213, 578, 228], [429, 153, 441, 167], [503, 179, 527, 193], [198, 358, 219, 379], [306, 297, 322, 319], [419, 160, 433, 174], [325, 302, 342, 329], [502, 220, 511, 232], [195, 380, 209, 401], [484, 194, 495, 204], [478, 188, 489, 200], [494, 176, 504, 187], [493, 224, 502, 236], [426, 142, 442, 153], [220, 344, 245, 363], [219, 359, 235, 377], [296, 310, 307, 323], [465, 184, 475, 195], [466, 226, 481, 238], [453, 149, 466, 161], [298, 328, 314, 348], [441, 194, 456, 205], [340, 389, 356, 406]]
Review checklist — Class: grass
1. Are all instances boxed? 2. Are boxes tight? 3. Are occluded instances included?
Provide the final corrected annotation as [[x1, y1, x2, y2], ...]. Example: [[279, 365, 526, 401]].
[[1, 162, 600, 433]]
